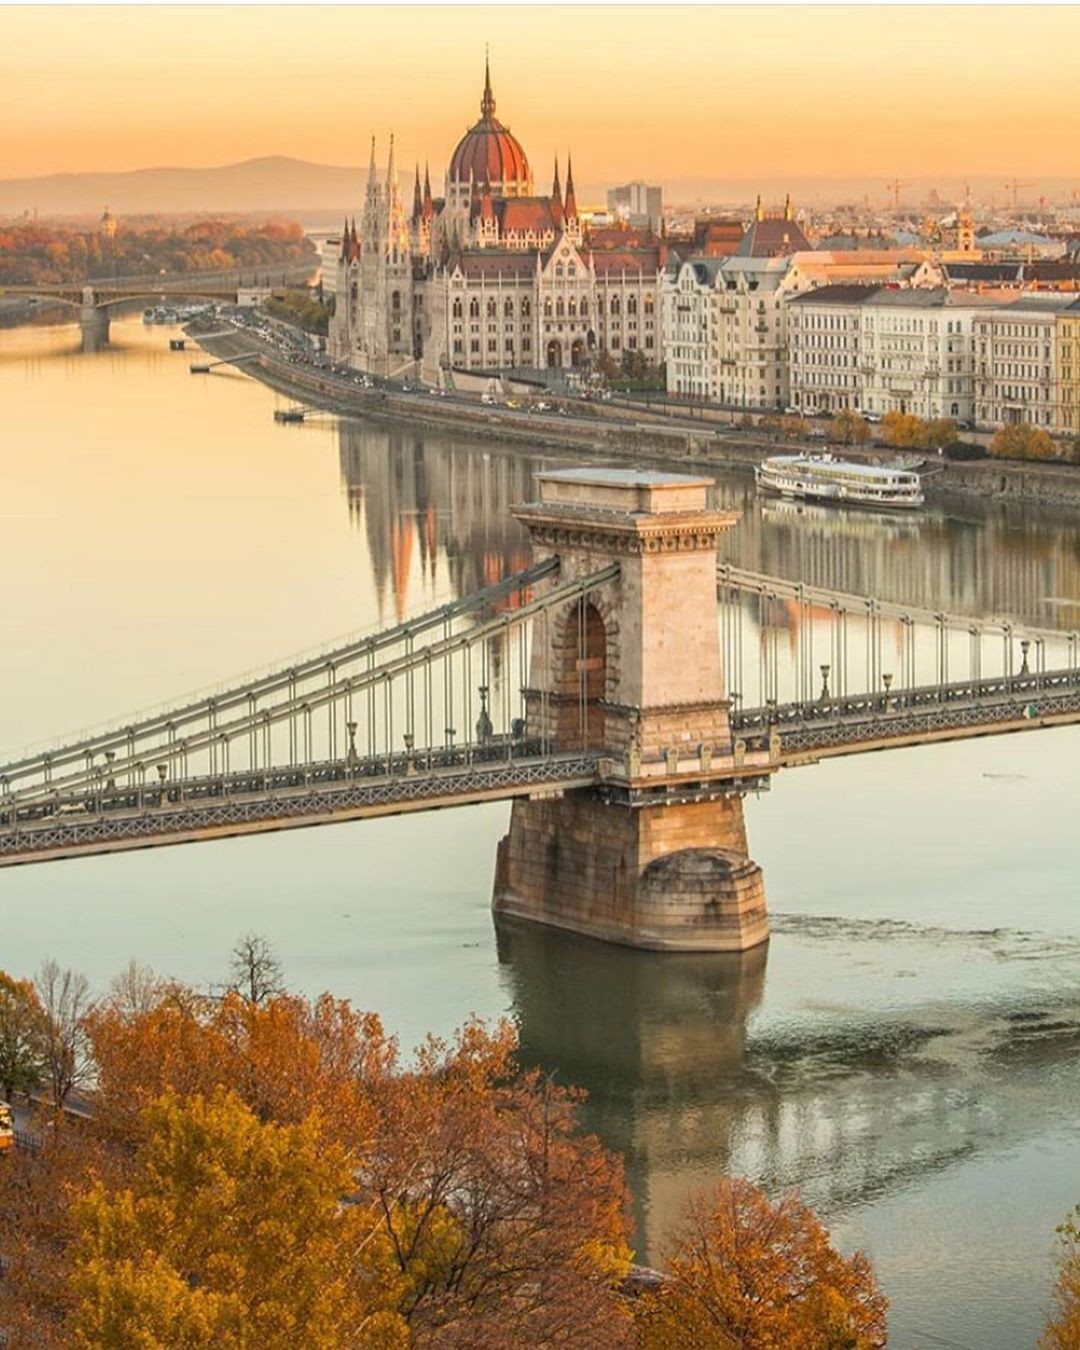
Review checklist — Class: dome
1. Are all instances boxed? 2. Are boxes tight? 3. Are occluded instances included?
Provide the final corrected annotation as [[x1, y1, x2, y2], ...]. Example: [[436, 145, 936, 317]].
[[447, 61, 532, 199]]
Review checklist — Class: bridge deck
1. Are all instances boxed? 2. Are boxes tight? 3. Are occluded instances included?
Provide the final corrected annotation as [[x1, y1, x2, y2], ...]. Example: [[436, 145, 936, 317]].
[[0, 748, 603, 868], [733, 668, 1080, 764]]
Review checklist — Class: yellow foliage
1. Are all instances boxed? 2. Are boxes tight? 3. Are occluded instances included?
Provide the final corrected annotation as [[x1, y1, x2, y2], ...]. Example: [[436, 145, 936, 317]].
[[990, 422, 1057, 461], [70, 1090, 403, 1350], [1043, 1206, 1080, 1350]]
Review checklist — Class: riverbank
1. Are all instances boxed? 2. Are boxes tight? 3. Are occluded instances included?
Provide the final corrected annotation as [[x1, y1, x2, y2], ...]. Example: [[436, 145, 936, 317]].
[[186, 319, 1080, 510]]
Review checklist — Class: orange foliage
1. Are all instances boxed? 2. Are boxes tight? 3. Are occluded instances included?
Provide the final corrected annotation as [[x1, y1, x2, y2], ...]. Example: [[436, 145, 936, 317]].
[[634, 1177, 888, 1348]]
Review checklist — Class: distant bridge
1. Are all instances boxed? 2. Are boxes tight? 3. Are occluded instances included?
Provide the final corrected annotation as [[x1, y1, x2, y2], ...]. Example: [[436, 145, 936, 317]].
[[0, 262, 317, 312], [2, 470, 1076, 952]]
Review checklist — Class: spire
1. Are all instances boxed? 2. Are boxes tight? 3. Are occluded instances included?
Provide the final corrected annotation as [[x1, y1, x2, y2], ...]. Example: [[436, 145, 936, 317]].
[[481, 177, 495, 224], [340, 216, 349, 261], [423, 163, 434, 221], [784, 192, 792, 221], [469, 171, 481, 222], [386, 134, 396, 194], [412, 164, 423, 221], [755, 193, 764, 223], [564, 154, 577, 220], [481, 47, 496, 120], [551, 156, 564, 227]]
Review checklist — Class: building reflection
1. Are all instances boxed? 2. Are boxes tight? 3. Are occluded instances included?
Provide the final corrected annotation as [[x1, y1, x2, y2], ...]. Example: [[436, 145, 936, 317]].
[[337, 420, 544, 623], [336, 415, 1080, 635], [494, 916, 767, 1260]]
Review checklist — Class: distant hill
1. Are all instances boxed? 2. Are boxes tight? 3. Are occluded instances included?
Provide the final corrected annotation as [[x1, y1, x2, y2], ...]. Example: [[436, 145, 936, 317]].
[[0, 157, 367, 217]]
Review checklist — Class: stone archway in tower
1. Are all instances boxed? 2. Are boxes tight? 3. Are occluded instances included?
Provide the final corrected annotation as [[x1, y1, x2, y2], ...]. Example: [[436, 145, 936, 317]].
[[570, 338, 585, 368], [546, 338, 563, 369], [555, 599, 608, 749]]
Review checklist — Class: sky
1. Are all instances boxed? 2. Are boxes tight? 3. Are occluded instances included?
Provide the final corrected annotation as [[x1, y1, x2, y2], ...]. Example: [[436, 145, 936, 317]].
[[2, 4, 1078, 187]]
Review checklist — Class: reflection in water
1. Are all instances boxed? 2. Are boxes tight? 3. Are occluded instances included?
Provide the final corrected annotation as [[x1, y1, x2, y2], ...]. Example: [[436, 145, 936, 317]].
[[334, 413, 1080, 639], [338, 421, 546, 624], [496, 917, 767, 1259]]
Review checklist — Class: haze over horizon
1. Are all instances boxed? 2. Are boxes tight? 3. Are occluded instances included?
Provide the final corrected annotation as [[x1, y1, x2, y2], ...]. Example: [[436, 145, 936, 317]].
[[3, 4, 1078, 195]]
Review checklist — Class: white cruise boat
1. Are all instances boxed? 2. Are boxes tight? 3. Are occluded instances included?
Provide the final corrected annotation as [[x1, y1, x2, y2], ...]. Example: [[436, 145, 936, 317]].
[[756, 453, 925, 510]]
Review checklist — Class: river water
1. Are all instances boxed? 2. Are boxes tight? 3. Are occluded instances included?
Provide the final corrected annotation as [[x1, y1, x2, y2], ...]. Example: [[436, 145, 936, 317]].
[[3, 317, 1080, 1348]]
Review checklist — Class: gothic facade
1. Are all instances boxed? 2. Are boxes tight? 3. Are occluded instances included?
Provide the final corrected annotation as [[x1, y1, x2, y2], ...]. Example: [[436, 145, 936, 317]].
[[329, 61, 664, 384]]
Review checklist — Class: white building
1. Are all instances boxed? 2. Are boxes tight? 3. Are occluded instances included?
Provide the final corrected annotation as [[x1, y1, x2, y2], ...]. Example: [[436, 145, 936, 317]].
[[787, 284, 877, 414], [974, 294, 1074, 430], [858, 289, 1002, 424], [330, 60, 663, 383]]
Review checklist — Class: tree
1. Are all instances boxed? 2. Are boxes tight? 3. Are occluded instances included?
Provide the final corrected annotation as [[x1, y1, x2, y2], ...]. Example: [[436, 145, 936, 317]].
[[361, 1018, 633, 1347], [1043, 1205, 1080, 1350], [634, 1178, 888, 1349], [880, 411, 929, 449], [925, 418, 959, 449], [70, 1089, 398, 1349], [35, 959, 94, 1111], [0, 971, 48, 1102], [990, 422, 1056, 461], [228, 932, 285, 1006], [831, 410, 870, 447]]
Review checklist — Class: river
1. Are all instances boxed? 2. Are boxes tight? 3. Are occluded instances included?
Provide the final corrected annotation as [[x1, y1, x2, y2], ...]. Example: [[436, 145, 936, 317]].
[[3, 316, 1080, 1348]]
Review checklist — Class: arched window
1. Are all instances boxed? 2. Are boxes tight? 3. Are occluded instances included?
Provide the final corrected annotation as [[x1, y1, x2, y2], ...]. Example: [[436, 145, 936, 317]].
[[568, 297, 577, 317], [555, 264, 564, 279], [469, 298, 480, 319], [504, 298, 514, 318], [611, 296, 621, 317], [627, 295, 637, 316], [556, 298, 565, 318], [487, 297, 497, 318], [644, 295, 654, 315], [391, 291, 401, 313], [522, 297, 531, 318], [580, 299, 588, 319], [544, 298, 552, 318], [452, 298, 463, 319]]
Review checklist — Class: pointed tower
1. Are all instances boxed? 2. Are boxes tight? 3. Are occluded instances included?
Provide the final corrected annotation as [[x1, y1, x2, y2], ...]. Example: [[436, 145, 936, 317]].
[[563, 154, 581, 243], [422, 164, 434, 222], [412, 164, 423, 223], [551, 156, 564, 230], [783, 193, 793, 222]]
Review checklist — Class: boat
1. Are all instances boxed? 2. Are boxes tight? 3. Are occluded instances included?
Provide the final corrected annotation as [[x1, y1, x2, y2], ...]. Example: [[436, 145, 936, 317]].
[[756, 453, 924, 510]]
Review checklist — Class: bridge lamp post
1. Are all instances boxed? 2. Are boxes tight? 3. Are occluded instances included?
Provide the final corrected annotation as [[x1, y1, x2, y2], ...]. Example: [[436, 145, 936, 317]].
[[346, 721, 359, 771], [1019, 638, 1031, 677], [882, 672, 893, 712], [819, 663, 831, 703]]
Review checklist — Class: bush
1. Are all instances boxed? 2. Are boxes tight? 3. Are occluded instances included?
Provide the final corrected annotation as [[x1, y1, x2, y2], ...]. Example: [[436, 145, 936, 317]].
[[944, 441, 988, 461], [989, 423, 1057, 461]]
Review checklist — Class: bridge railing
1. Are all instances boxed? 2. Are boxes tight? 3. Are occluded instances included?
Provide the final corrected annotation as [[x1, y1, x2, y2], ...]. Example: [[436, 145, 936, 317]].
[[0, 562, 619, 824], [718, 563, 1080, 712]]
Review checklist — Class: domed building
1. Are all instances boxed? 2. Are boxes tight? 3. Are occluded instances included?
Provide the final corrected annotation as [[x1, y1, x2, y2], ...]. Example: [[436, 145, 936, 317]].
[[446, 61, 532, 205], [330, 59, 665, 385]]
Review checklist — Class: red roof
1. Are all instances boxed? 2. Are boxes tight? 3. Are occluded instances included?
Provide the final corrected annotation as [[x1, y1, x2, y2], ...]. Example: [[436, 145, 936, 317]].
[[448, 62, 530, 190], [499, 198, 559, 235]]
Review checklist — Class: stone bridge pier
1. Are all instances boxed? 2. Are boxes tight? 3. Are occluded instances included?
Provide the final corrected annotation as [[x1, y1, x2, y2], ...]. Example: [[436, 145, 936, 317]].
[[493, 468, 776, 952], [80, 287, 109, 350]]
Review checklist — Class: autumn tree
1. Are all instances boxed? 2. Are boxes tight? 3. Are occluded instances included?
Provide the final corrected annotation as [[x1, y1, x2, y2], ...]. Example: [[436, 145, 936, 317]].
[[70, 1089, 402, 1349], [35, 958, 95, 1111], [634, 1177, 888, 1349], [361, 1018, 632, 1347], [990, 422, 1057, 461], [1043, 1205, 1080, 1350], [0, 971, 48, 1102], [830, 410, 870, 447]]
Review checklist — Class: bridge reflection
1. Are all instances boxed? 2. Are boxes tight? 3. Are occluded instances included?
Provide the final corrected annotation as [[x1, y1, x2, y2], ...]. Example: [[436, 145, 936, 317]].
[[495, 918, 767, 1257]]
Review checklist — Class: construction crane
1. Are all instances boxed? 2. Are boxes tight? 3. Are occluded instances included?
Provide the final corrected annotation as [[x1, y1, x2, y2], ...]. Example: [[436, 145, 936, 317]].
[[886, 178, 908, 211], [1004, 179, 1033, 210]]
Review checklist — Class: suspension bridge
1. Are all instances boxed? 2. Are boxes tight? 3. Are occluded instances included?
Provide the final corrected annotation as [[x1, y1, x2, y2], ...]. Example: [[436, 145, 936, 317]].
[[2, 467, 1076, 951]]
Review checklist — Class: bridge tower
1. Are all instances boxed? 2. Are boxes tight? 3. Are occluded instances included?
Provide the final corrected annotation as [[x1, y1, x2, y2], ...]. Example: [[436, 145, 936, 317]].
[[79, 286, 109, 350], [493, 468, 776, 952]]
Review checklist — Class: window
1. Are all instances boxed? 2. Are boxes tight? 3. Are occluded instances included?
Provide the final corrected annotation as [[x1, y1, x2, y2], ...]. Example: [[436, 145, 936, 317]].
[[522, 298, 531, 318], [556, 298, 565, 318], [470, 339, 479, 354], [487, 298, 497, 318], [568, 297, 577, 317], [453, 338, 463, 355], [580, 300, 588, 319], [504, 298, 514, 318], [544, 299, 552, 318], [627, 296, 637, 317], [469, 299, 480, 319], [611, 296, 621, 317], [452, 299, 463, 319]]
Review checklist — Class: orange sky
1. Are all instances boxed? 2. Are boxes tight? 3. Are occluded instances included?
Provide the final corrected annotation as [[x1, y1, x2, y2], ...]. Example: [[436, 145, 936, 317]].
[[2, 5, 1078, 184]]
